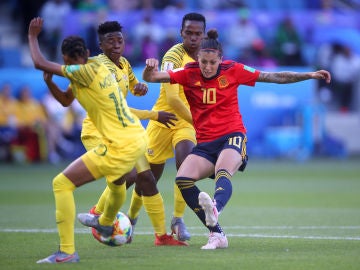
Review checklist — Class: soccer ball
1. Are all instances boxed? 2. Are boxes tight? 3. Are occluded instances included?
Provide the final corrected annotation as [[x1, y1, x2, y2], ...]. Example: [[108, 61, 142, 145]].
[[91, 211, 132, 247]]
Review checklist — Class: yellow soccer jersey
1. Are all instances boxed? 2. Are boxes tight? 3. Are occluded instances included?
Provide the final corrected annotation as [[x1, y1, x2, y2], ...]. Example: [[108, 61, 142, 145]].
[[152, 43, 194, 129], [93, 54, 156, 120], [93, 54, 138, 98], [62, 61, 145, 145]]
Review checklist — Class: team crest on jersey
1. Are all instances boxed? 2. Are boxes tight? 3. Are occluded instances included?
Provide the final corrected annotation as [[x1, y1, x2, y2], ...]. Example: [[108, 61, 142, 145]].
[[94, 144, 107, 156], [243, 65, 256, 73], [218, 76, 229, 88]]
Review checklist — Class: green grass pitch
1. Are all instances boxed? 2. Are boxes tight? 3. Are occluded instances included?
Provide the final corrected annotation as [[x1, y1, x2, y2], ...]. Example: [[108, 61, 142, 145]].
[[0, 158, 359, 270]]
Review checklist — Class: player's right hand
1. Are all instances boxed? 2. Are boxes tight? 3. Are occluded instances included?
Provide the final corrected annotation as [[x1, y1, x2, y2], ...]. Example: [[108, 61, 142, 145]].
[[145, 58, 159, 70]]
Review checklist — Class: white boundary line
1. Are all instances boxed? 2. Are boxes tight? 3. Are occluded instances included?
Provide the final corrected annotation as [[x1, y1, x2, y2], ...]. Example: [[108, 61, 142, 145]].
[[1, 226, 360, 241]]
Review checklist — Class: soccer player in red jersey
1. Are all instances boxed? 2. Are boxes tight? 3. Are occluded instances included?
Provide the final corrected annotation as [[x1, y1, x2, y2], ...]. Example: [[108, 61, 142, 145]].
[[142, 29, 331, 250]]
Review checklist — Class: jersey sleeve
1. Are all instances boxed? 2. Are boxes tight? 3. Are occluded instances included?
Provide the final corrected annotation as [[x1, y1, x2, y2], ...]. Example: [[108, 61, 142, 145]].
[[122, 58, 139, 93], [161, 44, 184, 70], [168, 68, 187, 86], [61, 62, 98, 87], [235, 63, 260, 86]]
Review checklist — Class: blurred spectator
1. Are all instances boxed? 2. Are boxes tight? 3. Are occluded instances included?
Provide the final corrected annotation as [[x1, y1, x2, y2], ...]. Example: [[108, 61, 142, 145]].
[[314, 43, 334, 106], [11, 85, 48, 162], [83, 8, 108, 56], [0, 83, 18, 127], [74, 0, 106, 11], [329, 43, 360, 112], [272, 16, 304, 66], [0, 83, 18, 162], [65, 99, 87, 158], [246, 40, 278, 68], [11, 0, 46, 43], [39, 0, 72, 61], [159, 31, 178, 59], [152, 0, 182, 9], [41, 92, 71, 163], [134, 14, 165, 44], [108, 0, 140, 11], [122, 32, 142, 65], [224, 9, 263, 63], [140, 35, 159, 61]]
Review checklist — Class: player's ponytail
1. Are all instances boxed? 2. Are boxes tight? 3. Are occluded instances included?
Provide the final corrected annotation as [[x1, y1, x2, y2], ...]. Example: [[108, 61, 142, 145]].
[[200, 29, 223, 56]]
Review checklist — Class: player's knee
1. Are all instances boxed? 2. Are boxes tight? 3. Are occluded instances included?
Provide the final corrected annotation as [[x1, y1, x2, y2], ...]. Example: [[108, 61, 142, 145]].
[[136, 171, 158, 196], [52, 173, 76, 192], [107, 180, 126, 192]]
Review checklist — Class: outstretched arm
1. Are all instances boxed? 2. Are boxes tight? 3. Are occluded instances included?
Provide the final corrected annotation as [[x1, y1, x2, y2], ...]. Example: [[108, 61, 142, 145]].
[[129, 108, 177, 128], [257, 70, 331, 84], [165, 83, 193, 125], [142, 58, 171, 83], [43, 72, 75, 107], [28, 17, 63, 76]]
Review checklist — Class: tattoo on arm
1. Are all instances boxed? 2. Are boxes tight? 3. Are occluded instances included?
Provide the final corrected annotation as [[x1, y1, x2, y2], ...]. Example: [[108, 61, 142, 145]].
[[258, 72, 311, 84]]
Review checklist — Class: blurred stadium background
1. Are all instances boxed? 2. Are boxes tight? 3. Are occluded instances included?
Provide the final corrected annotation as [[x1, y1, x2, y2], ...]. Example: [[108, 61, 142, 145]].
[[1, 0, 360, 164]]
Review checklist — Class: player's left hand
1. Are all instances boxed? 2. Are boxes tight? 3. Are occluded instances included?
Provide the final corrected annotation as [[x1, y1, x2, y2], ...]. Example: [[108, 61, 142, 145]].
[[43, 71, 53, 83], [312, 70, 331, 84], [133, 83, 148, 96], [157, 111, 178, 128]]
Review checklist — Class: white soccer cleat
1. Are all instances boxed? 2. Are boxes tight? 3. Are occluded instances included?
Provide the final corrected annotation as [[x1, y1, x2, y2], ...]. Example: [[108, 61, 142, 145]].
[[201, 232, 228, 250], [198, 192, 218, 227]]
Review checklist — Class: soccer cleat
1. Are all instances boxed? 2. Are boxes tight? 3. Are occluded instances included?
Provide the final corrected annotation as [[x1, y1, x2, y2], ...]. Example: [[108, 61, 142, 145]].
[[154, 233, 189, 246], [77, 213, 113, 238], [36, 250, 79, 264], [171, 217, 191, 241], [198, 192, 218, 227], [126, 215, 138, 244], [201, 232, 228, 250]]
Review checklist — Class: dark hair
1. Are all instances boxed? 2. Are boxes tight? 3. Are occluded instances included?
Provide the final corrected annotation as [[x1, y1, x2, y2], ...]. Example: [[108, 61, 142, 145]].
[[200, 29, 223, 56], [181, 12, 206, 31], [97, 21, 123, 36], [61, 35, 88, 59]]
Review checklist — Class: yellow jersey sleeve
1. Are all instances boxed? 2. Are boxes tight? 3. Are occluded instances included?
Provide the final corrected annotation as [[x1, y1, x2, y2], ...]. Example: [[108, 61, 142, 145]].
[[130, 108, 158, 120]]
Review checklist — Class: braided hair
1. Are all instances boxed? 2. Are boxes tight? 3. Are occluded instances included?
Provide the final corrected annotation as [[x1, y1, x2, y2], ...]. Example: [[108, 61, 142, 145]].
[[61, 35, 88, 60]]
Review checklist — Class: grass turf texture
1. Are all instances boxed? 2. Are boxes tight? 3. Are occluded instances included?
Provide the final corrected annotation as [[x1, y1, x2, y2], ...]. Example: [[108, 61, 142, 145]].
[[0, 158, 359, 270]]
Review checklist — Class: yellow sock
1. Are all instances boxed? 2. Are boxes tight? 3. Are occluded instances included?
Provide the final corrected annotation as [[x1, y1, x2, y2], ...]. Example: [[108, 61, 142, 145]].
[[94, 186, 110, 214], [99, 181, 126, 226], [127, 188, 143, 220], [52, 173, 76, 254], [142, 193, 166, 236], [173, 183, 186, 218]]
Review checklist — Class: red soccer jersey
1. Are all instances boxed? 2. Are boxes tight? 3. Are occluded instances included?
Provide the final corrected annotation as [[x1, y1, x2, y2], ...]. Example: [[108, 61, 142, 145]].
[[168, 60, 260, 143]]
